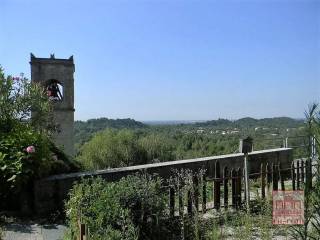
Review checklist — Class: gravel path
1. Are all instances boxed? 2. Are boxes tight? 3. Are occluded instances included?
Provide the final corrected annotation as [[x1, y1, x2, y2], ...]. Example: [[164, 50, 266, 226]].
[[3, 223, 67, 240]]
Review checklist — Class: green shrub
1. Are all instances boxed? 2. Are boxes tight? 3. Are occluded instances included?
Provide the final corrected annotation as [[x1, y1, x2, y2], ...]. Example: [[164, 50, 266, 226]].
[[77, 129, 148, 170], [0, 127, 51, 196], [0, 68, 54, 201], [65, 174, 169, 240], [290, 103, 320, 239], [256, 199, 272, 240], [0, 66, 79, 206], [204, 219, 223, 240]]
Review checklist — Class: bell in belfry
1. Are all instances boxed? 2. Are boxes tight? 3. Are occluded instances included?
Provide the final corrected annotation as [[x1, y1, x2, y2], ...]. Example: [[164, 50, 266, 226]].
[[47, 81, 63, 100]]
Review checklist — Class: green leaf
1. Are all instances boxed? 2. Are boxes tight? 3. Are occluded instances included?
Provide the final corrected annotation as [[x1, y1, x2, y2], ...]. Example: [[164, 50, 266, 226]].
[[0, 152, 7, 161], [7, 175, 17, 182], [1, 165, 7, 171]]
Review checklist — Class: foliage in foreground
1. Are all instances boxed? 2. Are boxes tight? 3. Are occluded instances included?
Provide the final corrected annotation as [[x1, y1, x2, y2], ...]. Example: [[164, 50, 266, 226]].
[[65, 171, 282, 240], [0, 66, 78, 208], [0, 68, 53, 199], [65, 175, 172, 240], [290, 103, 320, 239], [65, 175, 286, 240]]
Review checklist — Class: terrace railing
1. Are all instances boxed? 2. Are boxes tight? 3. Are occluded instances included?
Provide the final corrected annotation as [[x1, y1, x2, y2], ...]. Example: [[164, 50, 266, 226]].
[[34, 147, 293, 215], [33, 136, 317, 216]]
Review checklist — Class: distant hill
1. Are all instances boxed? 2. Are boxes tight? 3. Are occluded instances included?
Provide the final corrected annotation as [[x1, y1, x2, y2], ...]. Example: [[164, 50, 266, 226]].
[[74, 118, 147, 148], [194, 117, 304, 128], [74, 117, 305, 152], [143, 120, 206, 125], [253, 117, 304, 128], [194, 118, 233, 128]]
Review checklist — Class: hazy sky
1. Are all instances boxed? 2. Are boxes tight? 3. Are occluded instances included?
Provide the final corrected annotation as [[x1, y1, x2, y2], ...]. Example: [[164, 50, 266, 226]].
[[1, 0, 319, 121]]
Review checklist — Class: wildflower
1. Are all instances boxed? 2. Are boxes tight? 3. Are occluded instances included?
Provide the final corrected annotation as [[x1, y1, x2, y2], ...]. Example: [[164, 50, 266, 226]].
[[26, 145, 35, 153]]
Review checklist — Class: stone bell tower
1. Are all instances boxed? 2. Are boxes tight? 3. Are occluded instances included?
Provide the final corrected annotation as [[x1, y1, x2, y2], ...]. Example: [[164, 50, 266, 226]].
[[30, 53, 75, 158]]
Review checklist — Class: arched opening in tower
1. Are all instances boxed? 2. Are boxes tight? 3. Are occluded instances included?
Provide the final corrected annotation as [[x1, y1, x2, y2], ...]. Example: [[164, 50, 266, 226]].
[[46, 80, 63, 101]]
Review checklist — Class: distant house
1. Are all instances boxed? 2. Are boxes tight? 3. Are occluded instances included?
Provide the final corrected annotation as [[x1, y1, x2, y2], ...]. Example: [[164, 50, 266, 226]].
[[197, 129, 205, 134]]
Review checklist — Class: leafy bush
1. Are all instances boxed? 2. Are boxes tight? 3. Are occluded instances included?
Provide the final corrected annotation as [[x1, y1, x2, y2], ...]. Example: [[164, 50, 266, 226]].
[[77, 129, 148, 170], [65, 174, 169, 240], [0, 66, 78, 207], [0, 127, 51, 196], [138, 133, 176, 162], [74, 118, 147, 149], [290, 103, 320, 239], [0, 68, 53, 199]]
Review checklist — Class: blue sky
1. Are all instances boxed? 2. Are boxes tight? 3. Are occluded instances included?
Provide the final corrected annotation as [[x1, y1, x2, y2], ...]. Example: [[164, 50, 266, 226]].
[[1, 0, 319, 121]]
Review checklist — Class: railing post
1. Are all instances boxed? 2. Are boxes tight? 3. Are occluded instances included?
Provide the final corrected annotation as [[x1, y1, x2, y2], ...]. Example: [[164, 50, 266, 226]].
[[301, 160, 305, 184], [169, 186, 175, 217], [223, 167, 228, 209], [266, 163, 271, 195], [240, 137, 252, 212], [272, 163, 278, 190], [243, 168, 247, 201], [306, 136, 315, 192], [193, 175, 199, 212], [244, 154, 250, 211], [306, 158, 312, 192], [292, 161, 296, 190], [236, 167, 242, 209], [78, 222, 86, 240], [231, 169, 236, 208], [297, 160, 300, 190], [187, 189, 192, 215], [261, 163, 265, 199], [214, 161, 221, 210], [279, 162, 285, 191], [202, 175, 207, 213], [178, 181, 183, 217]]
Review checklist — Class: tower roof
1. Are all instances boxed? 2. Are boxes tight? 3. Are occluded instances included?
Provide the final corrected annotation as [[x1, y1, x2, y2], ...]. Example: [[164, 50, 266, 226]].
[[30, 53, 74, 65]]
